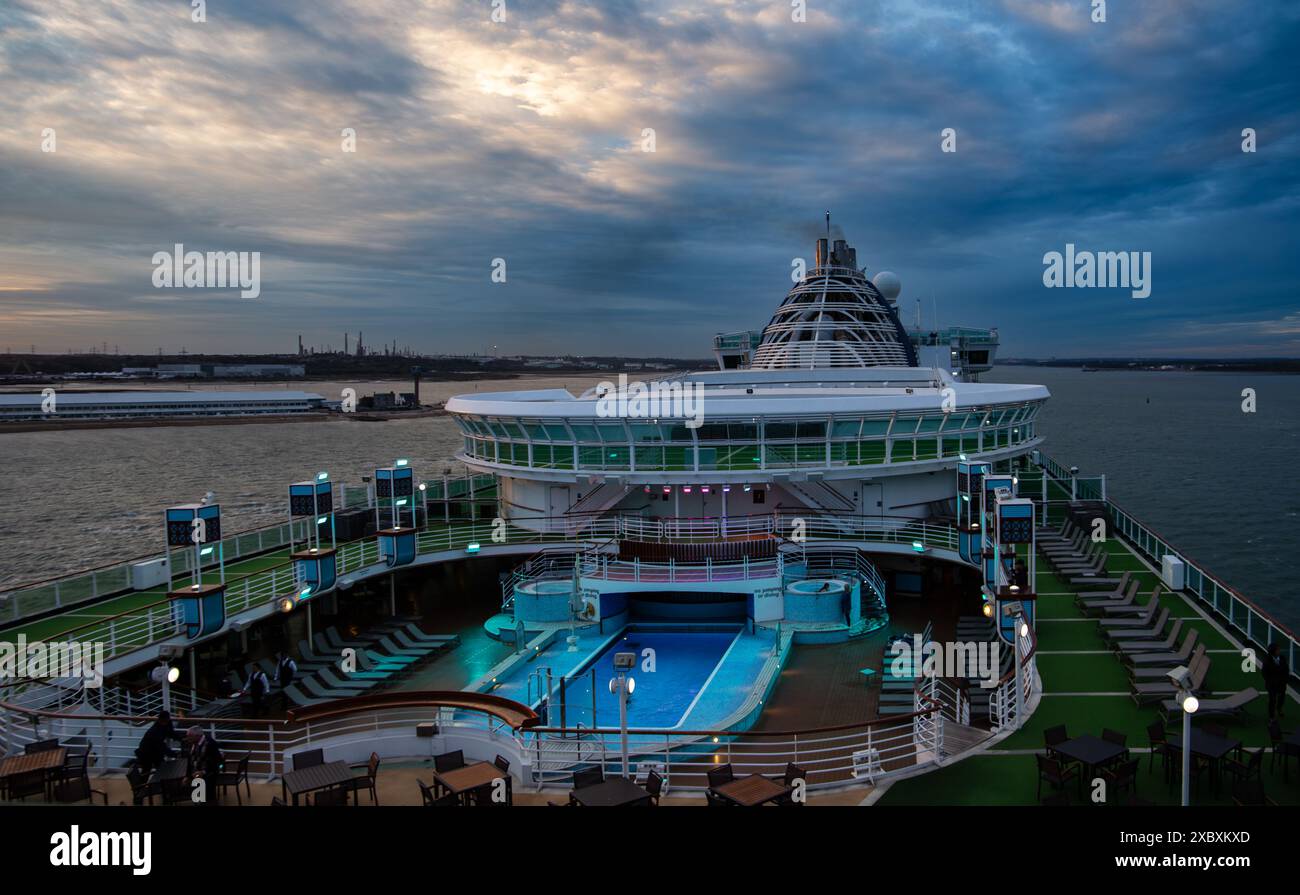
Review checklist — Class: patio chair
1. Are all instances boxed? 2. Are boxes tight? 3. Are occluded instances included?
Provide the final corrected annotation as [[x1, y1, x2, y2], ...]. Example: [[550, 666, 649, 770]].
[[5, 769, 48, 801], [1230, 780, 1276, 807], [126, 767, 162, 806], [215, 752, 252, 805], [270, 796, 286, 806], [1223, 748, 1263, 784], [706, 764, 736, 789], [776, 762, 806, 806], [1043, 724, 1069, 760], [419, 780, 460, 806], [349, 752, 380, 805], [704, 789, 733, 807], [494, 755, 510, 774], [645, 770, 663, 806], [1075, 572, 1133, 608], [571, 766, 604, 790], [311, 788, 349, 806], [1130, 644, 1207, 680], [51, 770, 109, 805], [1035, 753, 1079, 801], [25, 738, 60, 754], [434, 750, 465, 773], [293, 749, 325, 771], [1101, 729, 1130, 764], [1145, 722, 1171, 777], [1100, 759, 1140, 801]]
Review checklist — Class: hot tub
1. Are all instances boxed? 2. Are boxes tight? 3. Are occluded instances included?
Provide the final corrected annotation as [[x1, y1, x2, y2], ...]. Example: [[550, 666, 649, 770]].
[[513, 579, 576, 623], [783, 578, 853, 623]]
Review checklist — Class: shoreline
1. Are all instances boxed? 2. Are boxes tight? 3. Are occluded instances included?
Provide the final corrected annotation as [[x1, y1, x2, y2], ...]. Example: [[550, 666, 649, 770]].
[[0, 407, 445, 434]]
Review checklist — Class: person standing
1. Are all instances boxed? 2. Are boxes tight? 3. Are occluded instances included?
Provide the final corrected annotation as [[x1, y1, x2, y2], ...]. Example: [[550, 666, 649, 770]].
[[184, 726, 224, 805], [1262, 642, 1289, 720], [273, 652, 297, 696], [134, 710, 180, 778], [244, 666, 270, 717]]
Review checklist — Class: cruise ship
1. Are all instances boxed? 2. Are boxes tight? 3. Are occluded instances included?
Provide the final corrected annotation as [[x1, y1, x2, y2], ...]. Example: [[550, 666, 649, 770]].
[[1, 232, 1295, 810]]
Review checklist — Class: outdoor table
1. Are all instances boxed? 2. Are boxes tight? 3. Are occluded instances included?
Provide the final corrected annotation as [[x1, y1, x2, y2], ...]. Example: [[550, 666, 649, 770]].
[[282, 760, 355, 806], [1167, 730, 1242, 797], [433, 761, 508, 805], [570, 777, 652, 807], [151, 757, 190, 803], [0, 748, 66, 799], [1052, 735, 1126, 785], [713, 774, 793, 807]]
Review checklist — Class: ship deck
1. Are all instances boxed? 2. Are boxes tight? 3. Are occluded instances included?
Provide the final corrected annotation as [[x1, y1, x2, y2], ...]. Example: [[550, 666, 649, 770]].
[[877, 536, 1300, 806]]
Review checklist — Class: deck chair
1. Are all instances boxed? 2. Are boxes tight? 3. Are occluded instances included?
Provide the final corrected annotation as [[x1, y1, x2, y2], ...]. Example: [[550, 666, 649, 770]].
[[1132, 654, 1209, 705], [282, 684, 329, 707], [316, 667, 377, 691], [1114, 617, 1182, 657], [1161, 687, 1258, 723], [1080, 580, 1140, 617], [1075, 572, 1133, 607], [1130, 644, 1206, 679], [1097, 594, 1159, 625], [1103, 608, 1170, 643], [1123, 626, 1197, 664]]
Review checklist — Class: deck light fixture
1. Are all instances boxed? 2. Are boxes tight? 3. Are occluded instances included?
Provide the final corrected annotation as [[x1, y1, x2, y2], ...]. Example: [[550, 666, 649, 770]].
[[278, 597, 295, 613], [419, 482, 427, 491], [396, 458, 409, 467], [1167, 665, 1199, 806], [316, 471, 329, 481], [150, 665, 180, 685], [981, 601, 993, 618], [466, 542, 481, 553], [911, 540, 925, 553]]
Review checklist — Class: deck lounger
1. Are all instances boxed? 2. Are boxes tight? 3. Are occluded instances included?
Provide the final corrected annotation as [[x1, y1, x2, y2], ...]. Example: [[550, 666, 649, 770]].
[[1095, 589, 1157, 620], [1051, 540, 1104, 568], [390, 630, 456, 651], [1115, 618, 1183, 657], [1075, 572, 1133, 606], [1131, 655, 1209, 705], [376, 635, 435, 657], [1124, 628, 1199, 665], [317, 667, 379, 690], [1102, 608, 1169, 642], [1042, 533, 1087, 556], [1080, 581, 1140, 617], [314, 632, 417, 666], [282, 684, 329, 707], [1097, 599, 1159, 628], [1160, 687, 1258, 722], [301, 677, 370, 701], [324, 626, 372, 650], [1130, 645, 1206, 680]]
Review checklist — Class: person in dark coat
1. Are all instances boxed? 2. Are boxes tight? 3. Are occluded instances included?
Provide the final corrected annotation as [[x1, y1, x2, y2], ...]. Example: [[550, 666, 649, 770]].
[[1262, 642, 1289, 720], [134, 710, 180, 778], [184, 726, 225, 804]]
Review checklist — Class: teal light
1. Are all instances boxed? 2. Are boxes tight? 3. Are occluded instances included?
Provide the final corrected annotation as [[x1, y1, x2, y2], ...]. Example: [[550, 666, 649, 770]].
[[199, 546, 214, 556], [316, 471, 329, 481], [299, 586, 312, 599], [466, 542, 481, 553], [316, 516, 328, 524], [911, 540, 925, 552], [396, 458, 409, 466], [395, 498, 408, 506]]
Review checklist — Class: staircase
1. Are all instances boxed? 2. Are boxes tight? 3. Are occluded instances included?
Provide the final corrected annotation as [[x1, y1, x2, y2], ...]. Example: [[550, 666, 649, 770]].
[[781, 478, 856, 513], [954, 615, 1012, 725]]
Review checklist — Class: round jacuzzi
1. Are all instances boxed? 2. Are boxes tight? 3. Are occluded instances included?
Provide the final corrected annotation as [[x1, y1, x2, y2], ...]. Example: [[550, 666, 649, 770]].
[[513, 580, 577, 623], [783, 578, 852, 623]]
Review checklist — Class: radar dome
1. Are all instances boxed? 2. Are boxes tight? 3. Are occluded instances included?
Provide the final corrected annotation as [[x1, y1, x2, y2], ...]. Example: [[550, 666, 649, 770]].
[[872, 271, 901, 301]]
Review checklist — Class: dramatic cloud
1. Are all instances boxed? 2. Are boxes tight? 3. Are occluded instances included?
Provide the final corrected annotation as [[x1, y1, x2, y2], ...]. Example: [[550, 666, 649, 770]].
[[0, 0, 1297, 357]]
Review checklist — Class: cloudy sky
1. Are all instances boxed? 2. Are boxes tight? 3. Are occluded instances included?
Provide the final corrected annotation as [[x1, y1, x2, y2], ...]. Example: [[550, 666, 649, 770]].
[[1, 0, 1297, 358]]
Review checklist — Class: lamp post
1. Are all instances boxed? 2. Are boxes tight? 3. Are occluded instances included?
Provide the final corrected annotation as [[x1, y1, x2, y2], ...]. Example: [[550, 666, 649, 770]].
[[1166, 664, 1197, 806], [150, 664, 180, 712], [610, 651, 637, 778]]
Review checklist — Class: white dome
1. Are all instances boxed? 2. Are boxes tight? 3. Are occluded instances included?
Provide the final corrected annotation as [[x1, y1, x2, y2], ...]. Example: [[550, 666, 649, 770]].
[[872, 271, 901, 301]]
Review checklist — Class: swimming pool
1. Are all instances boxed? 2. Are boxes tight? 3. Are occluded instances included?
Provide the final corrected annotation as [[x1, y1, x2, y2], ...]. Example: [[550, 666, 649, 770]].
[[482, 625, 746, 730], [560, 629, 740, 730]]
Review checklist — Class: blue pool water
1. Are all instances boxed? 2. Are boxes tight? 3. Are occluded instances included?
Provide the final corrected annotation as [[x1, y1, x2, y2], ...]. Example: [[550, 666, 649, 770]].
[[483, 625, 746, 730], [558, 629, 740, 730]]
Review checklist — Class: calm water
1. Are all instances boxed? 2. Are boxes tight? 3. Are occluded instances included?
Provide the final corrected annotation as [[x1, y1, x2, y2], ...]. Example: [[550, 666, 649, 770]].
[[0, 369, 1295, 632]]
